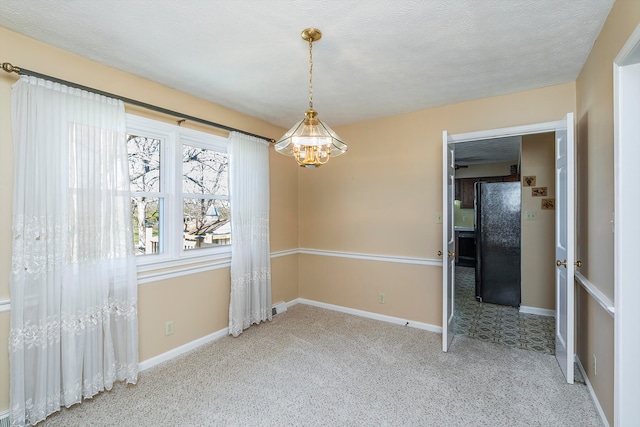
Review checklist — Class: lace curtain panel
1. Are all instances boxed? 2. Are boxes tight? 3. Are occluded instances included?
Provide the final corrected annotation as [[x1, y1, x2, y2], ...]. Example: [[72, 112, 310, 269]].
[[9, 76, 139, 426], [228, 131, 272, 337]]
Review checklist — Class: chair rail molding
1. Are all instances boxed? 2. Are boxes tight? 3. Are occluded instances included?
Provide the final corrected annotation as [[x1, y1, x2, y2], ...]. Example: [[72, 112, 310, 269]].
[[574, 272, 615, 317], [299, 248, 443, 267]]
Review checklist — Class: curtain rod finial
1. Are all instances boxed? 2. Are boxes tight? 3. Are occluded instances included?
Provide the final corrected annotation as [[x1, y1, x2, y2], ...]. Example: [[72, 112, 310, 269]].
[[2, 62, 21, 74]]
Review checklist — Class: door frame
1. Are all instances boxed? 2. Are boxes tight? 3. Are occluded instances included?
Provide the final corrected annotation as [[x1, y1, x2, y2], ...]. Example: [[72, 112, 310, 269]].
[[613, 23, 640, 426], [441, 133, 455, 351], [443, 118, 567, 350]]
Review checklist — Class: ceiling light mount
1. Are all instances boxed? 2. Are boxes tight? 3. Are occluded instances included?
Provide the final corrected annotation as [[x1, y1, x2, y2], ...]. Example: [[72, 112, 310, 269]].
[[301, 28, 322, 43], [275, 28, 347, 168]]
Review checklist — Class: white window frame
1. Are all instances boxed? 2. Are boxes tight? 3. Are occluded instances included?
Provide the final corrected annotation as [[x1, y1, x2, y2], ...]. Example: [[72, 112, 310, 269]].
[[126, 114, 231, 272]]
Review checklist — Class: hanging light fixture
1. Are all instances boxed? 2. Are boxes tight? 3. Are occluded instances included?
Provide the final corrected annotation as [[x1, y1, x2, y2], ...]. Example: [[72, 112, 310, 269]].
[[275, 28, 348, 168]]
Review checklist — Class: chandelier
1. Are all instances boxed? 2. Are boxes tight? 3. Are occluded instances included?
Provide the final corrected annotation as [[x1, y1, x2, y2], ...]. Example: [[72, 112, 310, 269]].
[[275, 28, 348, 168]]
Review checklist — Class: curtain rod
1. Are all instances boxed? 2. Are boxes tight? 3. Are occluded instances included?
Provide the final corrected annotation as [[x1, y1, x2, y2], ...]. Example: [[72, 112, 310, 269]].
[[1, 62, 276, 143]]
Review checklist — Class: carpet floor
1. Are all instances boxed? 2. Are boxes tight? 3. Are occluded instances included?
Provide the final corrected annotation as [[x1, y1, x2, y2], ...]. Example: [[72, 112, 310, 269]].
[[40, 304, 602, 426]]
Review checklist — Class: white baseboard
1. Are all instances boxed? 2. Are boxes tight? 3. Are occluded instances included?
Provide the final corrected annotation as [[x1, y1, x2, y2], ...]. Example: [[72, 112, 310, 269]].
[[286, 298, 302, 308], [139, 326, 229, 372], [293, 298, 442, 333], [139, 298, 297, 372], [575, 355, 610, 427], [140, 297, 440, 379], [519, 305, 555, 317]]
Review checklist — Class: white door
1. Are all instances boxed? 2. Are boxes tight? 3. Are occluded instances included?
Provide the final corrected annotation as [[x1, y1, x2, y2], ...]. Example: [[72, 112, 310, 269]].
[[555, 113, 575, 384], [442, 131, 456, 352]]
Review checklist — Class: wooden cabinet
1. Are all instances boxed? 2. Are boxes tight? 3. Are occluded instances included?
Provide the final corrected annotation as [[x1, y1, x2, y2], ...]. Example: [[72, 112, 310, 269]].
[[458, 178, 476, 209], [455, 175, 520, 209]]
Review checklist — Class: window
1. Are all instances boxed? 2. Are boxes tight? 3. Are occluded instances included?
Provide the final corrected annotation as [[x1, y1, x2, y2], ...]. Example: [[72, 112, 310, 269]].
[[126, 115, 230, 267]]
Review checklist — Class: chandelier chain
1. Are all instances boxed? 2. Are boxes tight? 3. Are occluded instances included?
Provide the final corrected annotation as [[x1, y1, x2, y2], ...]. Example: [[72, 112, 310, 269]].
[[308, 39, 313, 110]]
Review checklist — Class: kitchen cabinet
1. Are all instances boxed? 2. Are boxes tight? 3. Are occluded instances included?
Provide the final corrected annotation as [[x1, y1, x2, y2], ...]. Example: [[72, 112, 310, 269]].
[[455, 175, 519, 208], [458, 178, 476, 208]]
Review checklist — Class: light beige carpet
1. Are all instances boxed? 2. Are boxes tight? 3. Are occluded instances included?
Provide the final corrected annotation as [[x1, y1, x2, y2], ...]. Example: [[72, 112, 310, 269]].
[[40, 304, 603, 426]]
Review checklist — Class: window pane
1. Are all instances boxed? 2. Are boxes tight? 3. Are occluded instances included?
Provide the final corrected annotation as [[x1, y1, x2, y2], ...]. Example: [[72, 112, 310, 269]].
[[132, 196, 163, 255], [128, 135, 161, 193], [182, 145, 228, 196], [183, 199, 230, 250]]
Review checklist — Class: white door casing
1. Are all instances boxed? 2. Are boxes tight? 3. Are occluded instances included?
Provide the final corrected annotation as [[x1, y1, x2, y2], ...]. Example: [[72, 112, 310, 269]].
[[614, 23, 640, 425], [442, 131, 455, 352], [555, 113, 575, 384]]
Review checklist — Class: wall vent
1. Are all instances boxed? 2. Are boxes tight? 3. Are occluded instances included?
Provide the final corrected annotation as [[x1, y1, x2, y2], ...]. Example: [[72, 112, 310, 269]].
[[272, 301, 287, 316], [0, 410, 9, 427]]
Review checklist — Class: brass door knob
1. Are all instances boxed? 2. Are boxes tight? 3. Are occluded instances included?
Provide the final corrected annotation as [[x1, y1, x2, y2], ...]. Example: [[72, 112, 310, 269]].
[[437, 250, 442, 256], [556, 260, 567, 268], [448, 251, 456, 257], [575, 260, 582, 268]]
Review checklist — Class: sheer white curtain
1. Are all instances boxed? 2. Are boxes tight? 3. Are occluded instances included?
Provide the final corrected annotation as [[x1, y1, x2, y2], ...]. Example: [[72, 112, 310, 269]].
[[228, 131, 272, 337], [9, 76, 138, 426]]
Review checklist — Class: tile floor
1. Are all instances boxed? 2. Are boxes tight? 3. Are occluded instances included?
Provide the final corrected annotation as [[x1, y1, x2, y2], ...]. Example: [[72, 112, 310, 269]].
[[454, 266, 556, 354]]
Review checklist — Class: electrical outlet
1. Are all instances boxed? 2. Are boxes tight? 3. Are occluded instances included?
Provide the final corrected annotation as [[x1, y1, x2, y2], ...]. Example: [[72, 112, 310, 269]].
[[378, 292, 385, 304], [525, 211, 537, 221], [462, 215, 467, 222], [165, 321, 174, 336], [593, 354, 597, 376], [436, 213, 443, 224]]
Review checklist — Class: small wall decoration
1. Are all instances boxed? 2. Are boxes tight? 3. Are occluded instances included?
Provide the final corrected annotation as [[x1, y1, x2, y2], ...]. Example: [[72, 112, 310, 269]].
[[541, 198, 555, 210], [523, 176, 536, 187], [531, 187, 547, 197]]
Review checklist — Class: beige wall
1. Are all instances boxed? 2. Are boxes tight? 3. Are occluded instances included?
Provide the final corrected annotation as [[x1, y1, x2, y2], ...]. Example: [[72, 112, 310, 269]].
[[299, 254, 442, 325], [575, 1, 640, 424], [520, 133, 555, 310], [0, 27, 297, 413], [299, 83, 575, 326], [138, 269, 231, 361]]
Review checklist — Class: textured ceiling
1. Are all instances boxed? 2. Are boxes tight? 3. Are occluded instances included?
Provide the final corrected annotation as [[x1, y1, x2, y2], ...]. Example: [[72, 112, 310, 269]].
[[0, 0, 614, 129]]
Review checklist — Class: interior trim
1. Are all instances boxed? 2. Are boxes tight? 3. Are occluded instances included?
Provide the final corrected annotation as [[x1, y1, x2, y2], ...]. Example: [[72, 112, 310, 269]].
[[270, 249, 299, 258], [450, 120, 566, 143], [613, 22, 640, 426], [575, 355, 610, 427], [574, 272, 615, 317], [137, 297, 440, 385], [2, 248, 436, 309], [519, 306, 555, 317], [138, 249, 298, 284], [139, 326, 229, 372], [137, 259, 231, 285], [299, 248, 443, 267], [290, 298, 442, 333]]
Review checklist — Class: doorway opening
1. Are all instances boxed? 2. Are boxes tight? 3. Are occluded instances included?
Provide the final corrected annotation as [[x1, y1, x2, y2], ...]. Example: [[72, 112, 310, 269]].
[[453, 133, 556, 355], [442, 114, 575, 383]]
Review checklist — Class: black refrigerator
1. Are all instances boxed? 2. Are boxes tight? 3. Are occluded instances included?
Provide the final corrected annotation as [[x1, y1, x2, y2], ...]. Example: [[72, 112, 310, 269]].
[[474, 181, 521, 307]]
